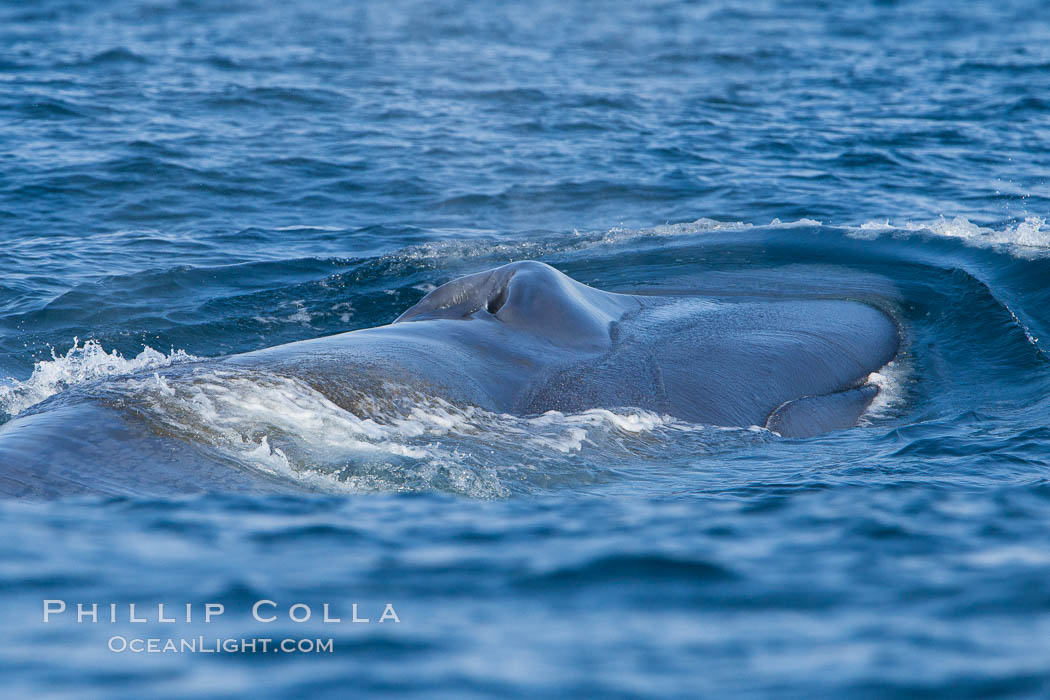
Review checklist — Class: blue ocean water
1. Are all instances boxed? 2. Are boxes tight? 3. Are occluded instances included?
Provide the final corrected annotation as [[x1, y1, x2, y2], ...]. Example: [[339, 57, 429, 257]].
[[2, 0, 1050, 696]]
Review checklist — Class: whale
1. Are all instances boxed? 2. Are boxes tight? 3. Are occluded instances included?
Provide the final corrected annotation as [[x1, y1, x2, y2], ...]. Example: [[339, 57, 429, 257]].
[[0, 261, 900, 498]]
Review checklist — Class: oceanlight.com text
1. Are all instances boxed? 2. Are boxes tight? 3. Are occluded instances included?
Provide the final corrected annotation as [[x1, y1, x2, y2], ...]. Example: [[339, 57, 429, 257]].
[[108, 636, 335, 654]]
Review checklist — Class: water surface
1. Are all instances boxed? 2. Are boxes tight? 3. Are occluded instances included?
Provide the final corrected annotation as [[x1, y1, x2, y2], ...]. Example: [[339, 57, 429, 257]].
[[2, 0, 1050, 697]]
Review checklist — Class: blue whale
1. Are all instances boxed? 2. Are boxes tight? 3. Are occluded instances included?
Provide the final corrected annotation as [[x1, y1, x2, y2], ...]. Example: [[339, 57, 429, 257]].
[[0, 261, 899, 497]]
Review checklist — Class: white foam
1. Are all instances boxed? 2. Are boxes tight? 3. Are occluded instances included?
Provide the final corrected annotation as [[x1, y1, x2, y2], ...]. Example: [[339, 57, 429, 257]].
[[253, 300, 314, 325], [1012, 216, 1050, 247], [597, 215, 1049, 259], [130, 371, 438, 454], [332, 301, 354, 323], [518, 408, 694, 452], [598, 218, 752, 245], [0, 338, 197, 416], [285, 301, 313, 324], [104, 364, 726, 496], [116, 370, 510, 495], [854, 215, 1050, 255], [859, 359, 909, 424], [769, 217, 823, 228]]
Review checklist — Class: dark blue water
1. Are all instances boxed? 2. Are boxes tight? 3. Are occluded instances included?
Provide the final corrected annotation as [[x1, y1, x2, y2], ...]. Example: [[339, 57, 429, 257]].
[[3, 0, 1050, 697]]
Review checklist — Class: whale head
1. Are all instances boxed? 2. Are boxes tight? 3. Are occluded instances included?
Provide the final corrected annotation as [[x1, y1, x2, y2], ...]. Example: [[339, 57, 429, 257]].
[[395, 261, 640, 350], [390, 260, 900, 436]]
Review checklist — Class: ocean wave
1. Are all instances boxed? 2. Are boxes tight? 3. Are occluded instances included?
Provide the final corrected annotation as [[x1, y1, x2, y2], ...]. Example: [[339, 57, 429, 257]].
[[377, 216, 1049, 280]]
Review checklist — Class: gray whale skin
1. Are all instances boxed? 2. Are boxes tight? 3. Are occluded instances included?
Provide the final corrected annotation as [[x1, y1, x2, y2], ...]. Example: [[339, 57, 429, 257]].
[[0, 261, 899, 497]]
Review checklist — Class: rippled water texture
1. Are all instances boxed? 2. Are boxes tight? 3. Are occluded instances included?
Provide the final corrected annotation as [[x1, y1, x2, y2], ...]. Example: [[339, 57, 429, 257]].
[[2, 1, 1050, 698]]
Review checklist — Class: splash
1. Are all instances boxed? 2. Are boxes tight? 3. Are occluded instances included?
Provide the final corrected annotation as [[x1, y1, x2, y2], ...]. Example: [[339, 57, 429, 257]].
[[856, 215, 1050, 256], [859, 359, 909, 424], [596, 218, 752, 244], [108, 368, 747, 498], [0, 339, 197, 417]]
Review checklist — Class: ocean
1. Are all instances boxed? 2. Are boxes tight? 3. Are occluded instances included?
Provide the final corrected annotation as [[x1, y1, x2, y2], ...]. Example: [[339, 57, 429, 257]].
[[2, 0, 1050, 697]]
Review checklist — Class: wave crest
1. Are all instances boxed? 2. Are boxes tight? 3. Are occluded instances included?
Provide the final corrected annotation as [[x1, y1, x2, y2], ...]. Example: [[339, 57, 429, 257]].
[[857, 215, 1050, 254], [0, 339, 197, 417]]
